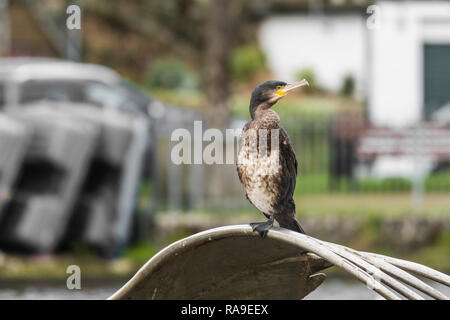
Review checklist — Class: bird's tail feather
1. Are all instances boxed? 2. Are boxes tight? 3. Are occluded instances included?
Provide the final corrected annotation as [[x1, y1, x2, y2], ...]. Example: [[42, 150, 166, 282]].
[[277, 216, 306, 234]]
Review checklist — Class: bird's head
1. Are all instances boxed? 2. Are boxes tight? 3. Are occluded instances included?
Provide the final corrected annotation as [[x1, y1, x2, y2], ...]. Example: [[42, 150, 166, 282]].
[[249, 79, 309, 119]]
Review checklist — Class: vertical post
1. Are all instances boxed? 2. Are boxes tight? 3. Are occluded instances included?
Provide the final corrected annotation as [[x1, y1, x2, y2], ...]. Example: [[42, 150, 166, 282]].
[[308, 0, 324, 17], [168, 139, 184, 212], [66, 0, 82, 61], [0, 0, 11, 56], [188, 164, 204, 210], [204, 0, 232, 129], [412, 124, 424, 212]]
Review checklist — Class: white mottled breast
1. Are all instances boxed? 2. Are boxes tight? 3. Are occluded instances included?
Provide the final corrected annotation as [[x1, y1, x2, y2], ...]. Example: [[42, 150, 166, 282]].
[[237, 136, 281, 215]]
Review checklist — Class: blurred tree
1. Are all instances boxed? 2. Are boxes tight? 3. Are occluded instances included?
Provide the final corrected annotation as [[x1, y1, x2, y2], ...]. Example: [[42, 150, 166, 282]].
[[340, 75, 355, 97], [231, 43, 267, 84], [203, 0, 234, 129], [81, 1, 263, 125], [146, 57, 199, 90], [296, 68, 323, 94], [14, 0, 335, 121]]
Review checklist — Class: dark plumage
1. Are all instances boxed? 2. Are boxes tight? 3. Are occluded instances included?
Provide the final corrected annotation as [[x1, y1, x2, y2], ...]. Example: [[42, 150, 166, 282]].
[[237, 80, 308, 237]]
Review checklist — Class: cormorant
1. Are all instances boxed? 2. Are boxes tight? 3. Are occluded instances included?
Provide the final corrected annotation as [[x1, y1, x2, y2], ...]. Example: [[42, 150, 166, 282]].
[[237, 79, 309, 238]]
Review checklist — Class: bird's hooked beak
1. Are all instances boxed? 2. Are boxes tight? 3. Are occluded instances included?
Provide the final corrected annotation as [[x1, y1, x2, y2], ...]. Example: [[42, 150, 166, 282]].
[[275, 79, 309, 97]]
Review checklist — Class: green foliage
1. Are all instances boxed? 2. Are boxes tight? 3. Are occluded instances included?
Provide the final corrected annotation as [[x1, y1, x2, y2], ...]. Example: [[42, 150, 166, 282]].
[[122, 229, 192, 265], [138, 179, 153, 210], [407, 231, 450, 271], [340, 75, 355, 97], [231, 44, 266, 83], [231, 94, 348, 120], [148, 88, 206, 110], [296, 68, 323, 94], [436, 231, 450, 248], [293, 171, 450, 195], [351, 171, 450, 193], [358, 177, 412, 193], [294, 174, 329, 195], [71, 242, 99, 257], [122, 242, 159, 264], [360, 215, 384, 246], [145, 58, 199, 90], [425, 171, 450, 191]]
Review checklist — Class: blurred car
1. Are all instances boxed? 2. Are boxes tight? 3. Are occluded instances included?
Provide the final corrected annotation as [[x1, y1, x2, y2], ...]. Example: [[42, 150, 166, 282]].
[[0, 56, 158, 179], [0, 58, 159, 256], [0, 57, 152, 116], [0, 57, 158, 179]]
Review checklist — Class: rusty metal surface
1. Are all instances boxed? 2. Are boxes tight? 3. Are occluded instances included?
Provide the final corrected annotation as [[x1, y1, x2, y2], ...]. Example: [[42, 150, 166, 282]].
[[109, 225, 450, 300], [109, 225, 332, 300]]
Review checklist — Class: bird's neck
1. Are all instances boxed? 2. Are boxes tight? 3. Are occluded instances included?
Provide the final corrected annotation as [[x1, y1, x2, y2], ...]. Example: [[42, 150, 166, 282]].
[[250, 100, 278, 120], [251, 108, 280, 123]]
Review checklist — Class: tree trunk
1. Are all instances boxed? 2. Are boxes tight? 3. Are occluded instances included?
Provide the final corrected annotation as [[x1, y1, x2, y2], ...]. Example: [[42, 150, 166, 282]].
[[203, 0, 233, 129]]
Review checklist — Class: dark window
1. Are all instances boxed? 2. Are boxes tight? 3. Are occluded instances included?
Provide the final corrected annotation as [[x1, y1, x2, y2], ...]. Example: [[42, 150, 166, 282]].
[[19, 80, 85, 104], [119, 80, 151, 113], [17, 79, 149, 116], [84, 81, 125, 109], [424, 44, 450, 119], [84, 81, 149, 115], [0, 82, 5, 108]]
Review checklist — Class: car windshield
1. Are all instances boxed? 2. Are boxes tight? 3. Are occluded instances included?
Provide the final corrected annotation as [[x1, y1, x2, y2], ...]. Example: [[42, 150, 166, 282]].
[[85, 81, 149, 115], [118, 80, 151, 113], [20, 80, 85, 104], [18, 79, 150, 115]]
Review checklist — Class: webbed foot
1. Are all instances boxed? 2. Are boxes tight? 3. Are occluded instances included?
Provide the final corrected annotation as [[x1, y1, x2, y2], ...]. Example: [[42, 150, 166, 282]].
[[249, 216, 274, 238]]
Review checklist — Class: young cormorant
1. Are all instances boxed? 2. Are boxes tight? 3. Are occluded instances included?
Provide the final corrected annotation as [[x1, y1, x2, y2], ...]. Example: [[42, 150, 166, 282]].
[[237, 79, 309, 238]]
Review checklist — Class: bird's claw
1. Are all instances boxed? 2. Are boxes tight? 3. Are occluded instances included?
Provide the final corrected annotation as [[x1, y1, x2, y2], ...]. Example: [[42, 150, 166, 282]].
[[250, 219, 274, 238]]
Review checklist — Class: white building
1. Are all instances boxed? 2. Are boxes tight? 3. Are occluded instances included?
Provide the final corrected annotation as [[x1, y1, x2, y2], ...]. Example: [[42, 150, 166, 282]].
[[259, 0, 450, 127]]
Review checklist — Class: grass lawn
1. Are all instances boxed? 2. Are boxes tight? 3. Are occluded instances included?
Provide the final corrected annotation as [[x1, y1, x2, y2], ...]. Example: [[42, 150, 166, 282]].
[[295, 192, 450, 217]]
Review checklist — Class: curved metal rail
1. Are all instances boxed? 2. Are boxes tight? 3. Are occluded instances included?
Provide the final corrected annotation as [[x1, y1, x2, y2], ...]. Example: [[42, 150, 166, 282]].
[[109, 225, 449, 300]]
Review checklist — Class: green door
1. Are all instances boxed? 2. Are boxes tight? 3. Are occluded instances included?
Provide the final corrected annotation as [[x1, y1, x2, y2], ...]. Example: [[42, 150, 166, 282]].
[[424, 44, 450, 119]]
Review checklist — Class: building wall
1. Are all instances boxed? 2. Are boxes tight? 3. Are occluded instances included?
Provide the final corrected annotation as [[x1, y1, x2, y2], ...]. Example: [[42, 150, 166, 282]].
[[259, 1, 450, 128], [258, 13, 367, 96], [369, 1, 450, 127]]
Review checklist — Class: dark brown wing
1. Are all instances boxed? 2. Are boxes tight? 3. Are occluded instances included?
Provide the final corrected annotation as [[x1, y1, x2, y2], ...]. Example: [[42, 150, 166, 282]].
[[236, 122, 250, 185], [275, 126, 298, 213]]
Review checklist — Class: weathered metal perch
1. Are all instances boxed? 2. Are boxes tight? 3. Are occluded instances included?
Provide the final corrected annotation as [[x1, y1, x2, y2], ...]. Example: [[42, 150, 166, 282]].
[[109, 225, 450, 300]]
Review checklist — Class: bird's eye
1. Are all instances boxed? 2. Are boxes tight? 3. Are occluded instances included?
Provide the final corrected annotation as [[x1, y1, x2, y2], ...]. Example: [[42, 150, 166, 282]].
[[276, 85, 281, 90]]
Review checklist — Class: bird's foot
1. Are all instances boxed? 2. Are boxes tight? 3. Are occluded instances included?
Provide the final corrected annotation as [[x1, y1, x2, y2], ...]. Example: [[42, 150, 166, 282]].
[[250, 217, 274, 238]]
